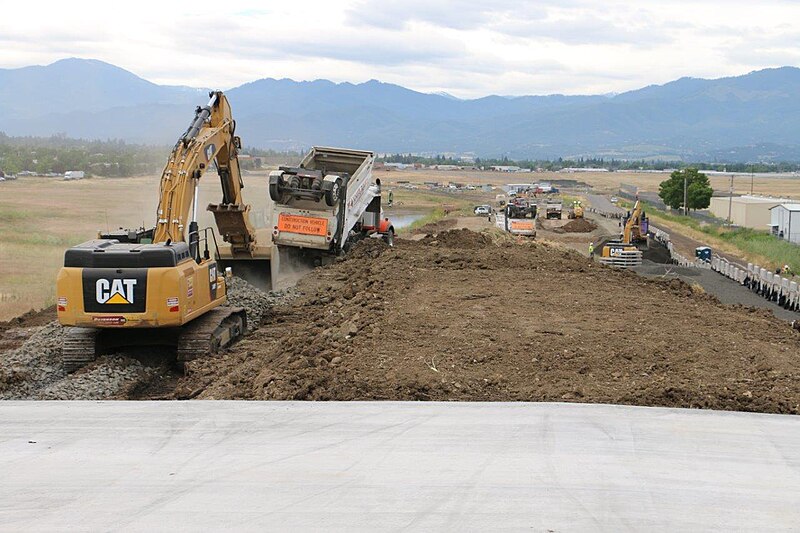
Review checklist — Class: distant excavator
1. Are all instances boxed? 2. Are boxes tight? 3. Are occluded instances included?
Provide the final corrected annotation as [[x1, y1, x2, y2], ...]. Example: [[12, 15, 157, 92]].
[[56, 91, 268, 371], [600, 199, 649, 264], [568, 200, 584, 219]]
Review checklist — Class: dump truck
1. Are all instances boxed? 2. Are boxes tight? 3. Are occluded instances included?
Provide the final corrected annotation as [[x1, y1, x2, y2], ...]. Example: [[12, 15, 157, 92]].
[[545, 197, 563, 219], [499, 199, 537, 237], [268, 147, 394, 285]]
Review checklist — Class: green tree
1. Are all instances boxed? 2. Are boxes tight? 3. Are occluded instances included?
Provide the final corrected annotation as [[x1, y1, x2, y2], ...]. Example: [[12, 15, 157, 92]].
[[658, 168, 713, 213]]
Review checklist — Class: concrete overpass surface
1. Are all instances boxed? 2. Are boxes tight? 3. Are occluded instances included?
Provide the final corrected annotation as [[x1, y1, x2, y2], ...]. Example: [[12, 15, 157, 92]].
[[0, 401, 798, 531]]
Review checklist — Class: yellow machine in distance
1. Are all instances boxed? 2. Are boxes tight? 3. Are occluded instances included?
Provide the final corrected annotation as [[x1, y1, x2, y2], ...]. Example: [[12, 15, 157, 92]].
[[56, 91, 263, 371], [568, 200, 584, 219], [600, 199, 650, 261]]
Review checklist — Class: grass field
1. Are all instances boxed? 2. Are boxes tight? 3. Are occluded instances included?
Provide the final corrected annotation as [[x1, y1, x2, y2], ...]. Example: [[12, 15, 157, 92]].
[[379, 168, 800, 198]]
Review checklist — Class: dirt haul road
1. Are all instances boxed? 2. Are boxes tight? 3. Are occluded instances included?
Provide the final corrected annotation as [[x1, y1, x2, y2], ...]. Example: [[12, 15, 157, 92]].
[[180, 229, 800, 414]]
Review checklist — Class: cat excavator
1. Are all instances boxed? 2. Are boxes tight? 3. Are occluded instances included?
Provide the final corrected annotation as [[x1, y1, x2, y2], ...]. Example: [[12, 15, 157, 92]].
[[600, 199, 649, 263], [56, 91, 268, 371]]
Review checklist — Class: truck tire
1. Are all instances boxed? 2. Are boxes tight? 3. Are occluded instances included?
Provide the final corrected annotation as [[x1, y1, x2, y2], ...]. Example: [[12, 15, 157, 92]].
[[324, 178, 342, 207], [268, 174, 282, 202]]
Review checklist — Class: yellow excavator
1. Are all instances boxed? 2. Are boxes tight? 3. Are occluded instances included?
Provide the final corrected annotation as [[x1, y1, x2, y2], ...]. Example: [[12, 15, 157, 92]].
[[56, 91, 268, 371], [600, 199, 649, 261]]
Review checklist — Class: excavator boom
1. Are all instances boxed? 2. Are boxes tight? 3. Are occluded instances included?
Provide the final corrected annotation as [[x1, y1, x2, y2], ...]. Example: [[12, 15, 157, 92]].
[[154, 91, 257, 256]]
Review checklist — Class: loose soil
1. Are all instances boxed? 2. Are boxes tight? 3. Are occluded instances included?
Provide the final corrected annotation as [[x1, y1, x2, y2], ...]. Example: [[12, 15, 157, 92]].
[[560, 218, 597, 233], [410, 217, 458, 234], [180, 229, 800, 414]]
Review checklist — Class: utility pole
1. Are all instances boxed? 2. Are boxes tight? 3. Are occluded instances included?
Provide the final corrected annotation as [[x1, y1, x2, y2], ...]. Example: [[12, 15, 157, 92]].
[[751, 172, 754, 195], [727, 173, 734, 226], [683, 176, 688, 216]]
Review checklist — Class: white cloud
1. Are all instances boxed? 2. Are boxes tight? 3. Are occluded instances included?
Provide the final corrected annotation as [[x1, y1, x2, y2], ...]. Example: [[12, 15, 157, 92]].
[[0, 0, 798, 98]]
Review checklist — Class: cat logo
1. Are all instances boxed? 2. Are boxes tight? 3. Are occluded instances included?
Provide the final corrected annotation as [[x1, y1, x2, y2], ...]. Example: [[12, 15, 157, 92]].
[[96, 279, 137, 305]]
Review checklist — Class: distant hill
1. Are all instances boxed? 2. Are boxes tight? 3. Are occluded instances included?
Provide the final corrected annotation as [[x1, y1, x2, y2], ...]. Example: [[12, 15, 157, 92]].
[[2, 58, 800, 161]]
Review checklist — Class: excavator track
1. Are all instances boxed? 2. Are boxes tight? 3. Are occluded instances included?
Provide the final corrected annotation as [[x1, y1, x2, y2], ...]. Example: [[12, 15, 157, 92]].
[[176, 307, 247, 363], [63, 327, 99, 373]]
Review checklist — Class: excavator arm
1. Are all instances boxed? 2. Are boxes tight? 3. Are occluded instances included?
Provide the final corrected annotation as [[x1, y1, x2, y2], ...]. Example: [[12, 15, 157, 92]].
[[153, 91, 257, 256], [622, 200, 647, 244]]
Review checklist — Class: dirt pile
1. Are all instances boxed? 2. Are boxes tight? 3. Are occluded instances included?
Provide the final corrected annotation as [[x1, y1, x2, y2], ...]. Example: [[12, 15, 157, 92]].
[[560, 218, 597, 233], [410, 217, 458, 235], [182, 230, 800, 414]]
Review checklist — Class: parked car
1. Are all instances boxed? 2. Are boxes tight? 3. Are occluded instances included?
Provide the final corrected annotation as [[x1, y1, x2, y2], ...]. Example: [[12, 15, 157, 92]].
[[474, 205, 491, 215]]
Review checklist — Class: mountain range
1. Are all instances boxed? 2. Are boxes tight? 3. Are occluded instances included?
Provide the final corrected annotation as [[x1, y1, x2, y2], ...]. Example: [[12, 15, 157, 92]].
[[2, 58, 800, 161]]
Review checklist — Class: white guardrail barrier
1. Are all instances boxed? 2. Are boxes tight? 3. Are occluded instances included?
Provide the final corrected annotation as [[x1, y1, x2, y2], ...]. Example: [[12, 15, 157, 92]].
[[652, 225, 798, 314]]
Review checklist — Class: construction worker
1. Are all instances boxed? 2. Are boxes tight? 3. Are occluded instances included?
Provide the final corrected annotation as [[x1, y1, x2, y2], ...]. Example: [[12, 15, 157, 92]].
[[588, 242, 595, 257]]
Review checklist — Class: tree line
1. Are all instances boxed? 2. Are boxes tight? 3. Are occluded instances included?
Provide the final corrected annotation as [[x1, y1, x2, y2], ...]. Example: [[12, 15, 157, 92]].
[[0, 133, 169, 177], [380, 153, 800, 173]]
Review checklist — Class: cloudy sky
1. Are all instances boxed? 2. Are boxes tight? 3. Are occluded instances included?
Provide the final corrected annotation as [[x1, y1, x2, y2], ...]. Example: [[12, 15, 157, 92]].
[[1, 0, 798, 98]]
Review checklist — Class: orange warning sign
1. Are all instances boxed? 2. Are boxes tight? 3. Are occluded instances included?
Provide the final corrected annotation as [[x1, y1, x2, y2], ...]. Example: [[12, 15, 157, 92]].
[[510, 220, 534, 230], [278, 214, 329, 236]]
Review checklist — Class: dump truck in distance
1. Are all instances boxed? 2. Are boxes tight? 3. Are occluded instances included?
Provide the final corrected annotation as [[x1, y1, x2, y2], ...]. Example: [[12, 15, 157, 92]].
[[545, 197, 563, 219]]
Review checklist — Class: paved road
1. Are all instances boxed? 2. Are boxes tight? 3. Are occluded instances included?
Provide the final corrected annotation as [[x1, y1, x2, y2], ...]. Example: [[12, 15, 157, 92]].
[[587, 193, 626, 216], [632, 262, 800, 321], [1, 401, 799, 531]]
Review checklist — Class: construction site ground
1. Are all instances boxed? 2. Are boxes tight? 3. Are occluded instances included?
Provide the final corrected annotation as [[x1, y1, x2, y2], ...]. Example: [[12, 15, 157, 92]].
[[2, 213, 799, 412]]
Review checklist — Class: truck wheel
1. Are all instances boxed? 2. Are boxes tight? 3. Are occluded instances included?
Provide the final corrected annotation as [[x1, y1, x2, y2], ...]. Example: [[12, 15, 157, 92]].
[[268, 174, 282, 202], [269, 181, 282, 202], [324, 178, 341, 207]]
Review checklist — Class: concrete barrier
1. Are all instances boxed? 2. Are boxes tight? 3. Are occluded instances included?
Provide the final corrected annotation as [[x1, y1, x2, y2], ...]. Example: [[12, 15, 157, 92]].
[[641, 227, 797, 314]]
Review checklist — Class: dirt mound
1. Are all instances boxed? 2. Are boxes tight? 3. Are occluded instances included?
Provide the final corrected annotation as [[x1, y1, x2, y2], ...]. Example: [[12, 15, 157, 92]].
[[180, 230, 800, 414], [560, 218, 597, 233], [420, 228, 494, 249], [411, 217, 457, 235]]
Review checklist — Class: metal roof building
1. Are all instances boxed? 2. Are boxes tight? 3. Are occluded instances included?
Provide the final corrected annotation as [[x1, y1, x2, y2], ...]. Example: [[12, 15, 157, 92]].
[[709, 195, 793, 229], [769, 203, 800, 244]]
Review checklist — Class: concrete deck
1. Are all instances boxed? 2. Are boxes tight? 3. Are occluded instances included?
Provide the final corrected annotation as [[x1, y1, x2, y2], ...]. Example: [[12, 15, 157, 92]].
[[0, 402, 798, 531]]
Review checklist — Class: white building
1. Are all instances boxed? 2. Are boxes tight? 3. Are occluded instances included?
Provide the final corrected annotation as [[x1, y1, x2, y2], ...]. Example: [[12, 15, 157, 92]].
[[769, 204, 800, 244], [709, 195, 792, 229]]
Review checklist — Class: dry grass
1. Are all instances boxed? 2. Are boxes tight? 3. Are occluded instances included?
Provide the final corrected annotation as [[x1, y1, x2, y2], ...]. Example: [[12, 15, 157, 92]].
[[379, 169, 800, 198]]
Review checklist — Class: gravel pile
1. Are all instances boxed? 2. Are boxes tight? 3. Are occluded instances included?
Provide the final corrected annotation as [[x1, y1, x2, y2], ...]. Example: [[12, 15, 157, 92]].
[[0, 277, 298, 400], [0, 321, 165, 400], [35, 356, 163, 400], [227, 276, 298, 326], [0, 321, 66, 399]]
